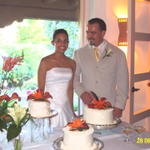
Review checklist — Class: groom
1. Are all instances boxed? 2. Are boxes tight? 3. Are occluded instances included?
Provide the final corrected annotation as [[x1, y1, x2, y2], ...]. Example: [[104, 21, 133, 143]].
[[74, 18, 129, 118]]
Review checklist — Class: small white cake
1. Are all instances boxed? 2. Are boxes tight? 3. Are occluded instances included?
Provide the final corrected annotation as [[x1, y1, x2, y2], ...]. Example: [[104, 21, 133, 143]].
[[28, 100, 51, 118], [84, 105, 114, 125], [61, 119, 102, 150]]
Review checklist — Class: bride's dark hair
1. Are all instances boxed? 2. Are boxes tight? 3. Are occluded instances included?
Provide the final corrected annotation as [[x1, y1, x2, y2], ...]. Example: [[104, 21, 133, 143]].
[[53, 29, 69, 42]]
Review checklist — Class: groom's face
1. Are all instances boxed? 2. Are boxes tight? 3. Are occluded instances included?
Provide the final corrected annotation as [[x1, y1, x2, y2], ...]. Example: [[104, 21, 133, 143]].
[[86, 23, 105, 47]]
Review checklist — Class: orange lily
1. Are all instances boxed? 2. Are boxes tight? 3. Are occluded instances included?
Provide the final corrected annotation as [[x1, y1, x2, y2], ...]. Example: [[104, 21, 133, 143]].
[[27, 89, 52, 101], [67, 118, 89, 130], [88, 97, 112, 109]]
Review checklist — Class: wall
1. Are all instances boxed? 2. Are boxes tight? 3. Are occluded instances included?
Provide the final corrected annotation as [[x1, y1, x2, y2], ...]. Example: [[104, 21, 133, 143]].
[[80, 0, 128, 46]]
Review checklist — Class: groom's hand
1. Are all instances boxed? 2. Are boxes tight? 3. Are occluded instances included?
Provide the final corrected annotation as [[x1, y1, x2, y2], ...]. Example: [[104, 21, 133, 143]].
[[80, 92, 94, 104], [113, 107, 123, 118]]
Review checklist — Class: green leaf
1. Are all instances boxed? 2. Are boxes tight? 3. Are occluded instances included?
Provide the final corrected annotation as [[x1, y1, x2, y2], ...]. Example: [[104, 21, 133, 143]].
[[7, 124, 21, 141], [7, 99, 18, 107], [0, 100, 8, 109], [0, 102, 8, 117], [0, 119, 7, 131], [0, 109, 4, 116]]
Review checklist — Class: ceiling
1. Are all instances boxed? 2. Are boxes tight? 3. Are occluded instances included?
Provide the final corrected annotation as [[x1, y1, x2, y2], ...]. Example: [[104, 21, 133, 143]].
[[0, 0, 80, 27], [0, 0, 79, 11]]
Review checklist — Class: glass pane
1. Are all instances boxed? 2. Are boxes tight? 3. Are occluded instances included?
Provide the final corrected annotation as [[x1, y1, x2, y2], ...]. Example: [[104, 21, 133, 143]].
[[135, 1, 150, 33], [134, 80, 150, 113], [134, 41, 150, 74], [73, 93, 83, 116], [0, 19, 80, 107]]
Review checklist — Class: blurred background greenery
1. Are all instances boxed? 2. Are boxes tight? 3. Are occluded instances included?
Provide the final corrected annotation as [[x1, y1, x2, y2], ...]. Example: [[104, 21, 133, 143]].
[[0, 19, 80, 110]]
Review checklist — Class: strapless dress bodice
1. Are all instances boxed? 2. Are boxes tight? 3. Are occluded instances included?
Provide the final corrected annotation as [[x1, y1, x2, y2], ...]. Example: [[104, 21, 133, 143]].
[[45, 67, 72, 86], [45, 67, 72, 105]]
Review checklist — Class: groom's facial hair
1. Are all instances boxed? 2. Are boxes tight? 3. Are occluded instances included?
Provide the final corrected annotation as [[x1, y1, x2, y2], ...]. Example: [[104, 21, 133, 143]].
[[88, 38, 95, 46]]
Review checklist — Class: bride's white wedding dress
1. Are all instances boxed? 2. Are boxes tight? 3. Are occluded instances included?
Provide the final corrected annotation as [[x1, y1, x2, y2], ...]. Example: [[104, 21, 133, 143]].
[[45, 67, 74, 129]]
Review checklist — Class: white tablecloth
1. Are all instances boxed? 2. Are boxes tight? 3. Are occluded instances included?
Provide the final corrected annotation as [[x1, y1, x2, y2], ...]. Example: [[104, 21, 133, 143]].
[[1, 122, 150, 150]]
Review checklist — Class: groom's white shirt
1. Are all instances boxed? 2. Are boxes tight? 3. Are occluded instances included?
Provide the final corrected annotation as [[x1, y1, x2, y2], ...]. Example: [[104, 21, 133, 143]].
[[91, 39, 107, 54], [74, 40, 129, 109]]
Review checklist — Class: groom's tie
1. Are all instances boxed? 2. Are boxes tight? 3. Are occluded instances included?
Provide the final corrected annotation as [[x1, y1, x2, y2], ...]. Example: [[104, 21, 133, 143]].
[[94, 47, 100, 62]]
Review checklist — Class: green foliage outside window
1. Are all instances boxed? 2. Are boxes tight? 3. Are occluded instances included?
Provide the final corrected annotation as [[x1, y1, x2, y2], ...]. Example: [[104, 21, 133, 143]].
[[0, 19, 79, 90], [0, 19, 80, 110]]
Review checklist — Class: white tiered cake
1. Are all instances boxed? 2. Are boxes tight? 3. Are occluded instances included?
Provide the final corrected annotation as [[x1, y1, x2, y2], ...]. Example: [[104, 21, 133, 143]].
[[61, 118, 102, 150], [28, 100, 51, 118], [83, 97, 114, 125], [27, 89, 52, 118], [84, 105, 114, 125]]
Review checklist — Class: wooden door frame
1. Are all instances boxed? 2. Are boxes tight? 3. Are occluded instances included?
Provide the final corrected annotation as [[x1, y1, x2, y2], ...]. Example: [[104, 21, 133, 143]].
[[128, 0, 150, 124]]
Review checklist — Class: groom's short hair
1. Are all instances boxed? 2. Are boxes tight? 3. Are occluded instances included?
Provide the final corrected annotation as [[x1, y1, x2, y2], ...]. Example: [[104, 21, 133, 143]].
[[88, 18, 106, 31]]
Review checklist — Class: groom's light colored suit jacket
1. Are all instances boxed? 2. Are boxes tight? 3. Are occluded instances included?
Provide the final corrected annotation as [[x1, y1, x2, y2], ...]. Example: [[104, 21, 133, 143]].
[[74, 40, 129, 109]]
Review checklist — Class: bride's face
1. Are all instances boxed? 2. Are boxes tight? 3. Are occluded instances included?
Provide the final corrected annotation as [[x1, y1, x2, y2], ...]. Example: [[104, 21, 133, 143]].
[[52, 33, 69, 53]]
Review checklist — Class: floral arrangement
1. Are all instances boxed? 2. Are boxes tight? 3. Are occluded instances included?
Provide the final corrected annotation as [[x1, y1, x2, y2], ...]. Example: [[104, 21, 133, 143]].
[[88, 97, 112, 109], [103, 48, 112, 59], [0, 53, 31, 150], [67, 118, 89, 131], [0, 92, 31, 140], [27, 89, 52, 102], [0, 55, 23, 94], [0, 92, 31, 150]]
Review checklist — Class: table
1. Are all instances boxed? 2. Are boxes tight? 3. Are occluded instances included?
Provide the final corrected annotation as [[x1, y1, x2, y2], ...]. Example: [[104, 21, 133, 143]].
[[1, 122, 150, 150]]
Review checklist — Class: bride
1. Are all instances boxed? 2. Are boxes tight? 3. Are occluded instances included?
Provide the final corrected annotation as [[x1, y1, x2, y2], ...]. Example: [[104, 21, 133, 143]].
[[38, 29, 76, 130]]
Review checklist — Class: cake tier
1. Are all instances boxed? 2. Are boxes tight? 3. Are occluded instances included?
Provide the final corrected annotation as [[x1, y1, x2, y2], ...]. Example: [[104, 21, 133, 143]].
[[28, 100, 51, 118], [61, 126, 99, 150], [83, 105, 114, 125]]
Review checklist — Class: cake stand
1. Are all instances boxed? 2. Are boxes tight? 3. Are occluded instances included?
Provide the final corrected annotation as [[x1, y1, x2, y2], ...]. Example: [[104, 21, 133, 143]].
[[30, 110, 58, 142], [90, 118, 121, 130], [80, 115, 121, 130], [53, 136, 104, 150], [31, 109, 58, 119]]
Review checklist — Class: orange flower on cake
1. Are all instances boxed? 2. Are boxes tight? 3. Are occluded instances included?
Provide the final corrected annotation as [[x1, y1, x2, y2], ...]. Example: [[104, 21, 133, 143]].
[[27, 89, 52, 102], [88, 97, 112, 109], [67, 118, 89, 131]]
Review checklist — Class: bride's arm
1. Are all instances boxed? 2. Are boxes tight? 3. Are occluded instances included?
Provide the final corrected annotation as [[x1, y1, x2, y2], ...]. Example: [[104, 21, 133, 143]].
[[68, 79, 74, 113], [38, 58, 47, 91], [68, 61, 76, 117]]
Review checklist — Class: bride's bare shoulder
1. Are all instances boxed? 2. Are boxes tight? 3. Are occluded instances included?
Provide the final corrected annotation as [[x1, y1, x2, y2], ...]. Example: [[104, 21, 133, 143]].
[[65, 57, 76, 70], [39, 55, 55, 71], [41, 54, 54, 62]]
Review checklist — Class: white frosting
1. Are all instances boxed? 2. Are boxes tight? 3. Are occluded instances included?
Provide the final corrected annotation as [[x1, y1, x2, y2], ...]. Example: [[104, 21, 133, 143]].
[[83, 105, 114, 125], [61, 126, 101, 150], [28, 100, 51, 118]]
